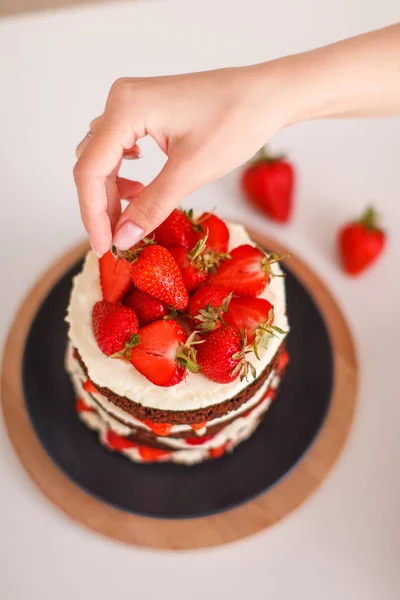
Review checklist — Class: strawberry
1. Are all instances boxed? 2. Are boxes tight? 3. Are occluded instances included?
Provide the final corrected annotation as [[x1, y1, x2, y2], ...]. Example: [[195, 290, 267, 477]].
[[241, 146, 294, 223], [141, 420, 173, 437], [99, 250, 132, 303], [83, 379, 98, 395], [106, 430, 137, 451], [123, 289, 169, 326], [92, 300, 139, 357], [169, 245, 206, 294], [76, 397, 94, 413], [128, 320, 200, 387], [338, 206, 386, 276], [153, 208, 196, 250], [209, 444, 227, 459], [194, 212, 230, 253], [190, 421, 208, 431], [137, 446, 171, 461], [224, 296, 286, 357], [122, 242, 189, 311], [188, 284, 232, 332], [208, 245, 286, 297], [196, 326, 256, 384], [278, 348, 289, 372], [186, 433, 214, 446]]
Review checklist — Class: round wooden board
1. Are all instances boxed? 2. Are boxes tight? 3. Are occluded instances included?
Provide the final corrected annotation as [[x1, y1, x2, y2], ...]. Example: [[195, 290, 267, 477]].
[[1, 231, 358, 550]]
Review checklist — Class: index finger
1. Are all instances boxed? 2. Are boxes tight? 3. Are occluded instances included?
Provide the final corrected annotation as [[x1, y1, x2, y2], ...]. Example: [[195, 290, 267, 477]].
[[73, 123, 136, 256]]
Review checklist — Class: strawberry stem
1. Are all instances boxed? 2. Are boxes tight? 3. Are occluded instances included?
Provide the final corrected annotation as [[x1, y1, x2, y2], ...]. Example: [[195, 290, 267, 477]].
[[255, 145, 285, 164], [358, 206, 380, 231], [110, 333, 140, 359], [193, 292, 233, 332], [176, 331, 204, 374]]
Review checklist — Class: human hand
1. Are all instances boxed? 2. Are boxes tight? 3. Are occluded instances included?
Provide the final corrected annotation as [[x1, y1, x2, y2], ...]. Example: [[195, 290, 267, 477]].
[[74, 65, 292, 255]]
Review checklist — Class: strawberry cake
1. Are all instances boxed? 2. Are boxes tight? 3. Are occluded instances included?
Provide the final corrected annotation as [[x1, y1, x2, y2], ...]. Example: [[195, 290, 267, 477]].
[[65, 211, 290, 465]]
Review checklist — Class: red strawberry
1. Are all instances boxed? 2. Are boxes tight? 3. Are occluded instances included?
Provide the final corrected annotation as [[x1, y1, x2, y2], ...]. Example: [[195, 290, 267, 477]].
[[190, 421, 208, 432], [186, 434, 214, 446], [209, 444, 227, 459], [224, 296, 286, 356], [278, 348, 289, 373], [128, 320, 200, 387], [194, 213, 230, 253], [338, 206, 386, 276], [128, 243, 189, 311], [141, 420, 172, 437], [92, 300, 139, 357], [169, 246, 206, 294], [99, 250, 132, 303], [241, 146, 294, 223], [106, 430, 137, 451], [196, 326, 255, 384], [208, 245, 285, 297], [153, 208, 196, 250], [138, 446, 171, 461], [123, 289, 169, 326], [76, 397, 94, 413], [83, 379, 98, 395], [188, 284, 232, 331]]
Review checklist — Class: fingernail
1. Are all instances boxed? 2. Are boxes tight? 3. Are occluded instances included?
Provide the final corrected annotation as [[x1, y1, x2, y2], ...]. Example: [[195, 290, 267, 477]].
[[124, 150, 143, 160], [89, 238, 104, 258], [113, 221, 144, 250]]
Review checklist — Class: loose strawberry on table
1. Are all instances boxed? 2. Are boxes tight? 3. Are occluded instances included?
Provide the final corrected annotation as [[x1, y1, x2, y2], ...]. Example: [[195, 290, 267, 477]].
[[92, 300, 139, 357], [99, 250, 132, 303], [241, 146, 294, 223], [188, 284, 232, 332], [128, 319, 200, 387], [208, 244, 287, 297], [338, 206, 387, 276], [123, 289, 169, 326]]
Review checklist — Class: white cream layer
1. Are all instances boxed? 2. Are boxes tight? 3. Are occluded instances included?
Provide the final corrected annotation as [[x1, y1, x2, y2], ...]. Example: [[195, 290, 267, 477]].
[[66, 222, 289, 411]]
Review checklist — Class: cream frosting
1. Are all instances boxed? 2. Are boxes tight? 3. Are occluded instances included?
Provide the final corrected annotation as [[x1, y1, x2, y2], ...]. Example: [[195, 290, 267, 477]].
[[66, 222, 289, 412]]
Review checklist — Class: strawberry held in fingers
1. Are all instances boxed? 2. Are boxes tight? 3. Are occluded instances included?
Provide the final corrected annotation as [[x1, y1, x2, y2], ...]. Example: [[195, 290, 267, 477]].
[[208, 244, 287, 297], [92, 301, 139, 357], [196, 326, 256, 384], [123, 289, 169, 326], [128, 320, 201, 387], [116, 240, 189, 311], [338, 206, 387, 276], [99, 250, 132, 303], [153, 208, 196, 250], [241, 146, 294, 223]]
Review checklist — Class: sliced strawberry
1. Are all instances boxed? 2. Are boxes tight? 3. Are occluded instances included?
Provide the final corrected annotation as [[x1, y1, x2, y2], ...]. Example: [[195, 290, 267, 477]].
[[153, 209, 196, 250], [278, 349, 290, 372], [106, 430, 137, 451], [194, 213, 229, 253], [209, 444, 227, 459], [128, 320, 199, 387], [141, 420, 173, 437], [83, 379, 98, 395], [190, 421, 208, 431], [99, 250, 132, 303], [76, 397, 94, 413], [208, 244, 284, 297], [169, 246, 206, 294], [92, 300, 139, 357], [123, 289, 169, 326], [138, 446, 171, 461], [224, 296, 273, 343]]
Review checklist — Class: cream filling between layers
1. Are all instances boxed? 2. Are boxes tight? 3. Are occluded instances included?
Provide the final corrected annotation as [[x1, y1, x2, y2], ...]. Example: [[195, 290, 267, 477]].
[[66, 222, 289, 411]]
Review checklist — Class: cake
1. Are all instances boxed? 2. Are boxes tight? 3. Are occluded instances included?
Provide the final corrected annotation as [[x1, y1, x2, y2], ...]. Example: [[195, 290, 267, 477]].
[[65, 211, 290, 465]]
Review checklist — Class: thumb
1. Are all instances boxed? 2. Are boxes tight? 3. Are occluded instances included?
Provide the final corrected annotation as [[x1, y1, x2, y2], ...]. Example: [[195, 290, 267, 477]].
[[113, 160, 191, 250]]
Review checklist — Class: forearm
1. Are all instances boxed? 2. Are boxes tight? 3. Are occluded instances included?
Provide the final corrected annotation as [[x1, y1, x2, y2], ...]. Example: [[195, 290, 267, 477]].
[[256, 24, 400, 126]]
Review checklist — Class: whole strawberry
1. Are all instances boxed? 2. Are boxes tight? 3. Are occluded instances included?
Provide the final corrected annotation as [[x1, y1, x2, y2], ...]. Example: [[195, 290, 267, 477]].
[[241, 146, 294, 223], [196, 326, 256, 384], [193, 212, 230, 253], [153, 208, 196, 250], [99, 250, 132, 303], [169, 241, 207, 294], [338, 206, 386, 276], [92, 300, 139, 357], [188, 284, 232, 331], [117, 241, 189, 311], [123, 289, 169, 326], [208, 244, 287, 297], [129, 320, 200, 387]]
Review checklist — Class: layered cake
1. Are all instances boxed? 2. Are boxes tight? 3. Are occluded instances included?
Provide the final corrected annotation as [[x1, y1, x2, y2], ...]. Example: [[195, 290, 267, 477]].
[[65, 211, 290, 465]]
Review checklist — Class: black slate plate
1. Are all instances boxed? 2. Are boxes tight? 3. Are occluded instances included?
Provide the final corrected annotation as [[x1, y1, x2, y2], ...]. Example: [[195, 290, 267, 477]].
[[22, 259, 333, 519]]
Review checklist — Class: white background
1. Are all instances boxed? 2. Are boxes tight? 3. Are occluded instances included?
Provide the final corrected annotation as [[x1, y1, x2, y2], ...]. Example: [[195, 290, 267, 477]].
[[1, 1, 399, 598]]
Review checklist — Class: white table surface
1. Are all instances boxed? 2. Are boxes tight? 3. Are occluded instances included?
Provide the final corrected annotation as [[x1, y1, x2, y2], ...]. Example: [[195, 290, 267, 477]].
[[1, 1, 399, 598]]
